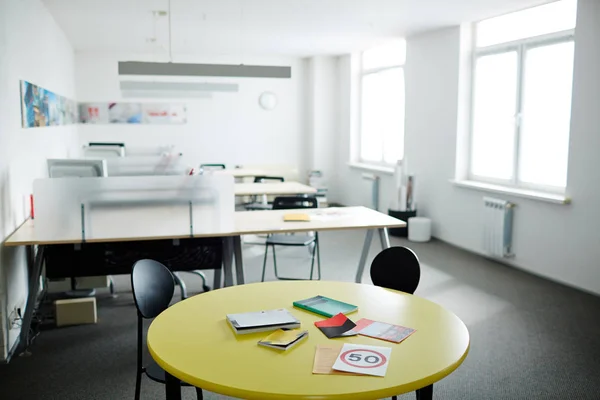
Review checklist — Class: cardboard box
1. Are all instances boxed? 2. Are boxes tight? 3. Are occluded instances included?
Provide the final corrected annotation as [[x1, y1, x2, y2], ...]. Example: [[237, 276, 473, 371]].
[[54, 297, 97, 327]]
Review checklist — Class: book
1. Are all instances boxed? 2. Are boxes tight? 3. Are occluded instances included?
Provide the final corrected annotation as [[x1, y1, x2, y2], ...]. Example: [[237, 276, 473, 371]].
[[332, 343, 392, 377], [283, 213, 311, 222], [258, 329, 308, 350], [226, 309, 301, 335], [293, 295, 358, 318], [353, 318, 416, 343], [314, 313, 357, 338], [312, 345, 360, 375]]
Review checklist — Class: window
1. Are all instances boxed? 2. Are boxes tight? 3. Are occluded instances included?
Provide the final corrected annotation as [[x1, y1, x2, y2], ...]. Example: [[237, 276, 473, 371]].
[[359, 40, 406, 166], [470, 0, 577, 192]]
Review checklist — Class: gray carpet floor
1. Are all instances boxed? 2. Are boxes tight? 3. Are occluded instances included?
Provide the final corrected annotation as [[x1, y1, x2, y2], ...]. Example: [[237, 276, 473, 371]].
[[1, 230, 599, 400]]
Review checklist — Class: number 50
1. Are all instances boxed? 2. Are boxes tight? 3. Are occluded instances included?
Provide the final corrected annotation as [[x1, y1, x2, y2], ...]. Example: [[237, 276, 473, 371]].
[[347, 353, 380, 364]]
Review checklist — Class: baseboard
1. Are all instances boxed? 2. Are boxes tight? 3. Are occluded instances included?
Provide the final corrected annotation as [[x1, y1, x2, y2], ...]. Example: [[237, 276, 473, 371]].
[[432, 236, 600, 298], [2, 335, 20, 364]]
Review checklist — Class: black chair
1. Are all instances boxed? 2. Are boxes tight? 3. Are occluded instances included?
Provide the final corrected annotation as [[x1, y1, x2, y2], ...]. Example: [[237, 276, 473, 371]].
[[131, 259, 203, 400], [200, 163, 226, 170], [370, 247, 423, 400], [370, 246, 421, 294], [245, 176, 285, 210], [261, 196, 321, 281]]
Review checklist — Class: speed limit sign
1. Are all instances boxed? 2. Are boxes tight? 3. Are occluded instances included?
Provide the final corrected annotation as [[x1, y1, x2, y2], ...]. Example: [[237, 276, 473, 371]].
[[340, 349, 387, 368], [332, 344, 392, 376]]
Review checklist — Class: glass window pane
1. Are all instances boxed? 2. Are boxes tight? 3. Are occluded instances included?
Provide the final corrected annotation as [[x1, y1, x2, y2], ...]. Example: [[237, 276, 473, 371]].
[[518, 41, 574, 188], [360, 68, 404, 164], [362, 40, 406, 70], [476, 0, 577, 47], [471, 52, 518, 180], [382, 70, 404, 164]]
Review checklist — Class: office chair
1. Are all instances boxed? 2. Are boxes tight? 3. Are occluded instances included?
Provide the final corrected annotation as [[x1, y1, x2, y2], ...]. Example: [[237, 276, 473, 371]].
[[369, 246, 421, 400], [200, 163, 226, 171], [245, 176, 285, 210], [131, 259, 203, 400], [370, 246, 421, 294], [261, 196, 321, 281]]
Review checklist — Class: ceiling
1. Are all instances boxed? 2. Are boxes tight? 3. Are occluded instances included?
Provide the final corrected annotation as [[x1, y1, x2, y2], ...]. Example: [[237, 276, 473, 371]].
[[42, 0, 550, 58]]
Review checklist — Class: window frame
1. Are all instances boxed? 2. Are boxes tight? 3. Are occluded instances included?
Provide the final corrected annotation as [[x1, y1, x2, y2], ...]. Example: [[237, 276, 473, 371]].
[[468, 28, 575, 194], [357, 52, 405, 167]]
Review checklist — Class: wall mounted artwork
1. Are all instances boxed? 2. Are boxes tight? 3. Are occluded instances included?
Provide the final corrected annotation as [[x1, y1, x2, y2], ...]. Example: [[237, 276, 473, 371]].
[[79, 103, 187, 124], [20, 81, 78, 128], [20, 80, 187, 128]]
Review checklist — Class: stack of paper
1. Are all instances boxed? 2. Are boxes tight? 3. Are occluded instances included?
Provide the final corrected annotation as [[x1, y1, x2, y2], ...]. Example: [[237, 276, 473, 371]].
[[294, 295, 358, 318], [314, 313, 357, 338], [258, 329, 308, 350], [353, 319, 416, 343], [313, 343, 393, 377], [226, 309, 300, 335]]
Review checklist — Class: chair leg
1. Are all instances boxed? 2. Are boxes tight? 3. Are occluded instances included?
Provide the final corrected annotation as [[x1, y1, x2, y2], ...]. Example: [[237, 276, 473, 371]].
[[109, 276, 117, 297], [173, 273, 187, 300], [261, 245, 269, 282], [315, 234, 322, 280], [309, 240, 317, 280], [135, 316, 143, 400], [188, 270, 210, 292], [195, 387, 203, 400], [272, 245, 280, 279], [134, 371, 142, 400]]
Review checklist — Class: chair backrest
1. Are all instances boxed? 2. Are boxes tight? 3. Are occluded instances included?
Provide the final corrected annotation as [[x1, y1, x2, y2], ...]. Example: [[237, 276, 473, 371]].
[[131, 259, 175, 319], [200, 163, 226, 170], [272, 196, 318, 210], [253, 176, 285, 183], [370, 247, 421, 294]]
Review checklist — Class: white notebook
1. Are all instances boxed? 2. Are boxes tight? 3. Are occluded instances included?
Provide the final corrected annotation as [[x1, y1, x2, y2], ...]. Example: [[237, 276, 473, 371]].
[[226, 308, 301, 334]]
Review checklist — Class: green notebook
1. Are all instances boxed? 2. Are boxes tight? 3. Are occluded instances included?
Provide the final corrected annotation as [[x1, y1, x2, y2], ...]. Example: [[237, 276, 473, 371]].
[[293, 295, 358, 318]]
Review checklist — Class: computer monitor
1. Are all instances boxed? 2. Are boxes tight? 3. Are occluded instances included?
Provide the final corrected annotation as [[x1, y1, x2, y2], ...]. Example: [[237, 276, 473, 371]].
[[83, 142, 125, 158], [47, 159, 108, 178]]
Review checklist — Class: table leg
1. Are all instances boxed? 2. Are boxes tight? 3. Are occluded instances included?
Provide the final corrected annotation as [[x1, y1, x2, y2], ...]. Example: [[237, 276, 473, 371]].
[[378, 227, 391, 249], [17, 245, 45, 355], [165, 371, 182, 400], [354, 229, 374, 283], [233, 235, 245, 285], [416, 384, 433, 400], [222, 237, 234, 287], [212, 267, 222, 290]]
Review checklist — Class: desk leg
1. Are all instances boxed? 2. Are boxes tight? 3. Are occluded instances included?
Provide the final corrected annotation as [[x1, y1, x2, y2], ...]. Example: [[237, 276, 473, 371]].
[[233, 235, 245, 285], [354, 230, 374, 283], [378, 227, 391, 249], [416, 384, 433, 400], [222, 237, 234, 287], [17, 244, 45, 355], [213, 267, 222, 290], [165, 371, 182, 400]]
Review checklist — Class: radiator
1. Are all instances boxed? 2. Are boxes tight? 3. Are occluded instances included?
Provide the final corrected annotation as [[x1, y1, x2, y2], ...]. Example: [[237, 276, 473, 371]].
[[483, 197, 514, 257]]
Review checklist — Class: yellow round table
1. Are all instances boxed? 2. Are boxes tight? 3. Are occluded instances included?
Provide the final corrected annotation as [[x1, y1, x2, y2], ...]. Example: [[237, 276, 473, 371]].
[[148, 281, 470, 400]]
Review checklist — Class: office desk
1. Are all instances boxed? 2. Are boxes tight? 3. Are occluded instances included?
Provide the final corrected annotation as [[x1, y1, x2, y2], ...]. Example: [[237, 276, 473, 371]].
[[148, 281, 470, 400], [234, 181, 316, 196], [4, 206, 404, 356]]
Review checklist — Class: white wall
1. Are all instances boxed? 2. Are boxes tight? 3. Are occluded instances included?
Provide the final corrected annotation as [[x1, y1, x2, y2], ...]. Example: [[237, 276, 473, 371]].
[[75, 52, 307, 174], [333, 0, 600, 296], [0, 0, 78, 359], [305, 56, 339, 194], [402, 0, 600, 295]]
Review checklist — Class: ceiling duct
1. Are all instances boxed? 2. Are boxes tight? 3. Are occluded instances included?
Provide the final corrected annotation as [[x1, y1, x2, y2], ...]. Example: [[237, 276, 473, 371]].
[[118, 61, 291, 79]]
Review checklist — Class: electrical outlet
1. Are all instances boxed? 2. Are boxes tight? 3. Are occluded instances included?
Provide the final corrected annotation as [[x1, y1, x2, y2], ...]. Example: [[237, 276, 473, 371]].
[[7, 306, 19, 329]]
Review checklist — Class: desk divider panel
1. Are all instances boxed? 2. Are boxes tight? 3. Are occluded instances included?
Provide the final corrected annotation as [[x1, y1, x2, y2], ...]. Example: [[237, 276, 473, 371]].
[[106, 154, 187, 176], [33, 175, 234, 242]]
